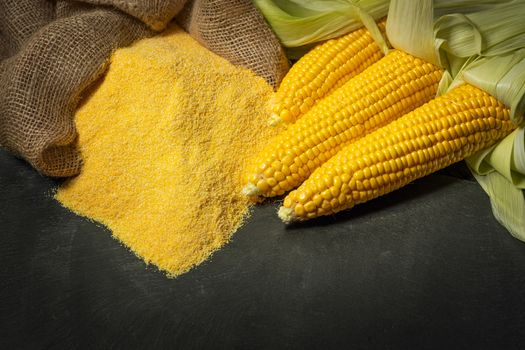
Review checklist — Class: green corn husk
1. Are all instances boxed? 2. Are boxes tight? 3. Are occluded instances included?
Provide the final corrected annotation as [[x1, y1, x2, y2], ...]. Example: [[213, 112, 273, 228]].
[[254, 0, 513, 60], [387, 0, 525, 240], [387, 0, 524, 68], [438, 5, 525, 240], [463, 51, 525, 240], [252, 0, 390, 49]]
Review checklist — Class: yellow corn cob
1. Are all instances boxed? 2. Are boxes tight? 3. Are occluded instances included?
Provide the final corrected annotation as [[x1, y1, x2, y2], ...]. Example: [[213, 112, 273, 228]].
[[269, 18, 387, 126], [243, 49, 443, 198], [279, 83, 517, 223]]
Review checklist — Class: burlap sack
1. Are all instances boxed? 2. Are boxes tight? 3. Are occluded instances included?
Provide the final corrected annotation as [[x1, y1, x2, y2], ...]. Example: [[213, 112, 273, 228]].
[[177, 0, 290, 89], [0, 0, 289, 177]]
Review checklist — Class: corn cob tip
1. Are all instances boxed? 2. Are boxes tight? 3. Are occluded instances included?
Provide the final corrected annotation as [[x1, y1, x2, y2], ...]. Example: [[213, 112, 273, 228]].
[[268, 113, 283, 127], [241, 182, 261, 197], [278, 206, 296, 224]]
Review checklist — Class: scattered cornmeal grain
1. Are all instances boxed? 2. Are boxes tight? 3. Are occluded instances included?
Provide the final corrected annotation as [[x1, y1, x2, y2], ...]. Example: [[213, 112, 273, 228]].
[[55, 25, 280, 277]]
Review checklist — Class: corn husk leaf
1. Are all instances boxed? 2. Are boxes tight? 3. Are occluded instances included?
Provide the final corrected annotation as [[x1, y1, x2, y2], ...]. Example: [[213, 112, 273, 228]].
[[386, 0, 437, 64], [442, 4, 525, 239], [442, 5, 525, 241], [472, 170, 525, 242], [443, 11, 525, 240], [434, 2, 525, 77], [433, 0, 518, 16], [468, 128, 525, 188], [252, 0, 390, 49], [388, 0, 525, 239], [456, 51, 525, 126], [385, 0, 518, 66]]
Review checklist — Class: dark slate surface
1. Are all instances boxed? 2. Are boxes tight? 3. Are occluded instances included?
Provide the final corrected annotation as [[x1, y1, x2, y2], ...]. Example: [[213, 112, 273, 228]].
[[1, 148, 525, 349]]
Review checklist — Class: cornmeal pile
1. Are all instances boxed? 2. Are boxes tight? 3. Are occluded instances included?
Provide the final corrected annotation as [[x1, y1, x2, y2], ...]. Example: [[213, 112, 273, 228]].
[[56, 25, 280, 277]]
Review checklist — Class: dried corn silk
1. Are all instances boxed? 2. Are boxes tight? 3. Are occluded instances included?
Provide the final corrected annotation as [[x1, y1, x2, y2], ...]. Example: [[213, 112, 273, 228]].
[[56, 25, 279, 277]]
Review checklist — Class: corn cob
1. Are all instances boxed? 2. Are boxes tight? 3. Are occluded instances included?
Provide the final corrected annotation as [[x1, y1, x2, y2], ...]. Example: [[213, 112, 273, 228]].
[[269, 18, 387, 126], [279, 83, 517, 223], [243, 49, 443, 198]]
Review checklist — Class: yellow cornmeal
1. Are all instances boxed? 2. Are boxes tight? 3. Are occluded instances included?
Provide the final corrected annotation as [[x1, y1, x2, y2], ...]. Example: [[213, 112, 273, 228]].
[[56, 25, 280, 277]]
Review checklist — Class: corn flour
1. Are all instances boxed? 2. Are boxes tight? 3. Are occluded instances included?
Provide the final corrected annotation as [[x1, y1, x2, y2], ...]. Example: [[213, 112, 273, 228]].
[[56, 25, 279, 277]]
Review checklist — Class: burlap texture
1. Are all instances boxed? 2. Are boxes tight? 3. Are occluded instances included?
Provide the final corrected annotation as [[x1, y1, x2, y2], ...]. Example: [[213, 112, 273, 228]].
[[177, 0, 289, 89], [83, 0, 187, 31], [0, 0, 289, 177]]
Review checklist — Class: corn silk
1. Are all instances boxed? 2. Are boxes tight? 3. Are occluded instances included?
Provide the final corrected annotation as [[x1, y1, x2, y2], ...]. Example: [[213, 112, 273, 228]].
[[56, 25, 280, 277]]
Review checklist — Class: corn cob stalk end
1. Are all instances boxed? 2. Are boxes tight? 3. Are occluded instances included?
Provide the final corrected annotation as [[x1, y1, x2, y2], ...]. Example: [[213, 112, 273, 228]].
[[268, 113, 283, 127], [241, 182, 260, 197], [278, 206, 295, 224]]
